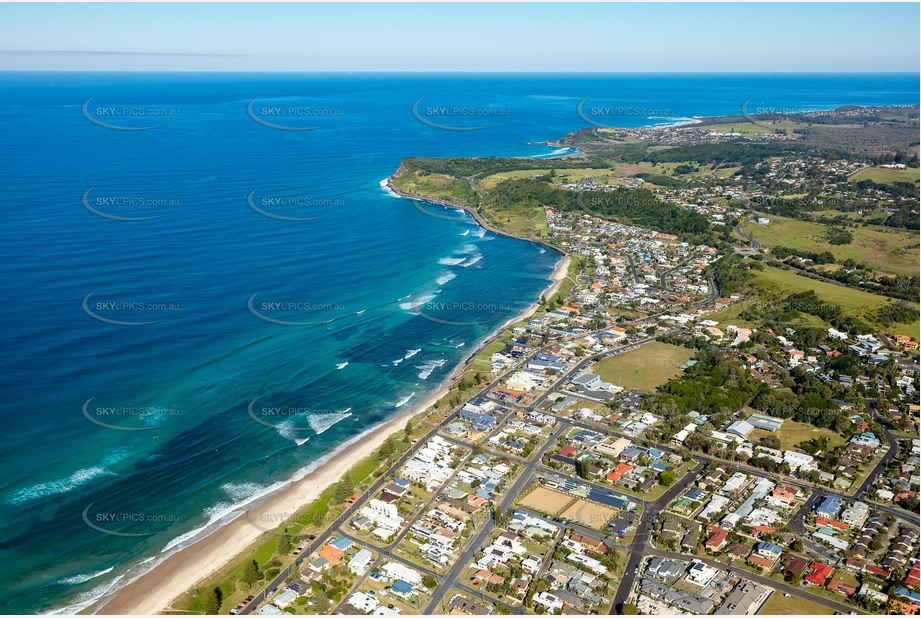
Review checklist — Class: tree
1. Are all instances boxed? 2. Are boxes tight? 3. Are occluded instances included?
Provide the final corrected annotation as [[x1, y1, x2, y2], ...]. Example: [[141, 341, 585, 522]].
[[379, 436, 396, 459], [333, 475, 354, 504], [242, 559, 261, 587], [313, 589, 331, 614], [201, 587, 222, 614], [422, 575, 437, 589], [622, 603, 638, 615], [790, 538, 803, 553], [658, 469, 676, 487]]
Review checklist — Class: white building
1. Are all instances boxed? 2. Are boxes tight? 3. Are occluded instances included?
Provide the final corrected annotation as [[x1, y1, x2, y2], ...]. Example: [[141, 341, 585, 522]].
[[381, 561, 422, 586], [348, 592, 380, 613], [533, 592, 564, 612]]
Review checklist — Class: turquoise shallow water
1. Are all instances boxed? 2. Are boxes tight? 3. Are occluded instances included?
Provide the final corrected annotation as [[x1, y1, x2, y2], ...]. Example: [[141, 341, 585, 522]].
[[0, 72, 916, 612]]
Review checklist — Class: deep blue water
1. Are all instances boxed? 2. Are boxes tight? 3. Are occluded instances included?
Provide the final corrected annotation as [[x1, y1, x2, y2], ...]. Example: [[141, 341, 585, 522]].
[[0, 72, 917, 613]]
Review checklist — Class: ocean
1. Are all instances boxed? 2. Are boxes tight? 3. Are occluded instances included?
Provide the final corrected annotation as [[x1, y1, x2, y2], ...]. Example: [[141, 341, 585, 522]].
[[0, 72, 917, 613]]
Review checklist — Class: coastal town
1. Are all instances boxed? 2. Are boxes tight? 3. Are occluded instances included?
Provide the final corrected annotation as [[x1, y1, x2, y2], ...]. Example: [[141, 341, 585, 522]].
[[230, 106, 920, 618]]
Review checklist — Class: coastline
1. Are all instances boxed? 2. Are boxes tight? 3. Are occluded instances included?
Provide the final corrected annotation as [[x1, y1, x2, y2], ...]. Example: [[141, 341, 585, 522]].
[[89, 181, 571, 616]]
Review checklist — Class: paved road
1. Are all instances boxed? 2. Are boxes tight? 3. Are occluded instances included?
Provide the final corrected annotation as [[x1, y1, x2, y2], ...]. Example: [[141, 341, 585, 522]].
[[734, 214, 762, 251], [626, 254, 641, 285], [422, 422, 567, 613], [658, 257, 692, 292], [241, 332, 563, 615], [610, 460, 706, 611], [855, 398, 900, 500]]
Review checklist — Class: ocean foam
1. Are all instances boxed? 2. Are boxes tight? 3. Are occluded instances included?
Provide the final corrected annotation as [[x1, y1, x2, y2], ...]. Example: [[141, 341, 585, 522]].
[[57, 566, 115, 586], [7, 450, 130, 504], [307, 409, 353, 435], [435, 272, 457, 286], [399, 293, 435, 311], [461, 254, 483, 268], [416, 358, 446, 380], [378, 178, 400, 198]]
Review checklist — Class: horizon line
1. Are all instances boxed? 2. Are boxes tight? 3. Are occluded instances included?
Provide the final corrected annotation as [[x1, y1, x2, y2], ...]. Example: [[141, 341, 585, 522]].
[[2, 68, 920, 74]]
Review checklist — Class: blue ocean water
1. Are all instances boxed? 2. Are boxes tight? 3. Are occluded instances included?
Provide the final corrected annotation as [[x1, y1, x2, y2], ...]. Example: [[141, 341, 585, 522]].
[[0, 73, 917, 613]]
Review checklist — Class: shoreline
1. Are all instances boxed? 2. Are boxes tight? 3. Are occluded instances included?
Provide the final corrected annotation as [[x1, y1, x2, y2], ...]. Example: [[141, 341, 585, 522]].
[[89, 182, 572, 617]]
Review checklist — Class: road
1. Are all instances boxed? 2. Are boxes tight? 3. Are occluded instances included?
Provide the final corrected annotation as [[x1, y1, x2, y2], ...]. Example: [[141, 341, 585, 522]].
[[733, 214, 762, 251], [240, 331, 569, 615], [626, 254, 641, 285], [421, 422, 567, 613], [245, 324, 661, 615], [610, 460, 706, 611]]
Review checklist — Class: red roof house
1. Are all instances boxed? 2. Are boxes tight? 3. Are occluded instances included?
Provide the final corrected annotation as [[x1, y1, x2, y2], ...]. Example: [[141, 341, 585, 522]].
[[806, 562, 834, 586]]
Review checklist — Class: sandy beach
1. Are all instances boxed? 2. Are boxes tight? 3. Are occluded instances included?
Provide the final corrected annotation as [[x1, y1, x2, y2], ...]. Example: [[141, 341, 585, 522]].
[[91, 200, 571, 616]]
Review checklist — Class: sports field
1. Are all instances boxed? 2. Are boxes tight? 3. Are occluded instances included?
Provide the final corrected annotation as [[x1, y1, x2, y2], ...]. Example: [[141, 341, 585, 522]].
[[598, 342, 695, 391], [518, 486, 573, 515], [560, 500, 619, 530]]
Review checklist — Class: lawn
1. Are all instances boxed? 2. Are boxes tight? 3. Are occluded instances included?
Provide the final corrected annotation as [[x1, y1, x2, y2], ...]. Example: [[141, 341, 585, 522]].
[[759, 592, 835, 615], [748, 417, 846, 452], [478, 189, 550, 238], [698, 122, 773, 135], [742, 214, 919, 276], [597, 341, 695, 391], [849, 166, 920, 185], [752, 265, 920, 339]]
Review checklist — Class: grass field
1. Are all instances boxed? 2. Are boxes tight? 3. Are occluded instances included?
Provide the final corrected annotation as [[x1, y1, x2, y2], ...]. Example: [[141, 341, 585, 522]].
[[478, 160, 732, 191], [743, 214, 919, 276], [478, 190, 550, 238], [597, 341, 695, 392], [699, 122, 773, 134], [752, 266, 920, 339], [759, 593, 835, 615], [749, 417, 846, 452], [702, 119, 844, 136], [849, 166, 920, 185]]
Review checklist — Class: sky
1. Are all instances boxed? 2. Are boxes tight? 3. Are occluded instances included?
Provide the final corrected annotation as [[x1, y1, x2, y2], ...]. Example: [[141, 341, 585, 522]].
[[0, 3, 918, 72]]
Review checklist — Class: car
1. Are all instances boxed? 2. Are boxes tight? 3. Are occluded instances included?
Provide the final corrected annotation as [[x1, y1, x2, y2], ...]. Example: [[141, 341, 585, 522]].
[[229, 609, 239, 615], [246, 596, 254, 602]]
